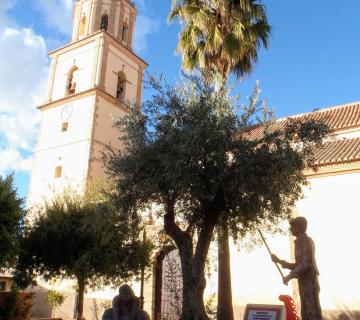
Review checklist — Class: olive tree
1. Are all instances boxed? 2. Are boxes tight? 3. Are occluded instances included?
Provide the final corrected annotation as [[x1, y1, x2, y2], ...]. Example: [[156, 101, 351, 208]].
[[105, 75, 329, 320]]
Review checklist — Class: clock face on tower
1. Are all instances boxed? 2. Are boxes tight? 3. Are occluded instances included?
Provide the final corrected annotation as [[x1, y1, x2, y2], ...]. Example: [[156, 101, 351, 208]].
[[61, 105, 73, 121]]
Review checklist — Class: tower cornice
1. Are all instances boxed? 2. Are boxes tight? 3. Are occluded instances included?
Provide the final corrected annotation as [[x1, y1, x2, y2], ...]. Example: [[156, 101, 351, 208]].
[[37, 87, 131, 114], [49, 31, 148, 69]]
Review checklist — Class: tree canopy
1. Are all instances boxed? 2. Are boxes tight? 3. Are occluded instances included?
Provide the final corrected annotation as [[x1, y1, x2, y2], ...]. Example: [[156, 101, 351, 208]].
[[0, 174, 25, 270], [14, 189, 152, 320], [170, 2, 271, 318], [169, 0, 270, 78], [105, 75, 330, 320]]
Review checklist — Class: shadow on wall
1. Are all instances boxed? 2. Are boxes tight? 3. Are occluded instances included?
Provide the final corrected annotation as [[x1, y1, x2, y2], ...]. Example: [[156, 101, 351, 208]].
[[29, 285, 52, 318]]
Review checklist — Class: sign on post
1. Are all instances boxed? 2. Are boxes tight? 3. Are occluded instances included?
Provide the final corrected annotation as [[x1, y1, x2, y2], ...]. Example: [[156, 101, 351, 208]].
[[243, 304, 285, 320]]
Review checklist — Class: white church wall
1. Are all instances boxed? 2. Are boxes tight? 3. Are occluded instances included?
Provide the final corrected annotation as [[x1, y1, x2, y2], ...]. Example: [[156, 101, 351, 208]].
[[335, 129, 360, 139], [36, 97, 96, 150], [72, 1, 91, 41], [50, 41, 98, 101], [88, 95, 128, 183], [104, 42, 141, 103], [28, 96, 96, 206], [296, 171, 360, 312], [223, 170, 360, 319], [28, 141, 91, 207]]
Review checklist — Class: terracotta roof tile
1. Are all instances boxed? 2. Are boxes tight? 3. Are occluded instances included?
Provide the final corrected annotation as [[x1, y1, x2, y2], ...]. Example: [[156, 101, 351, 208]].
[[313, 138, 360, 166], [247, 102, 360, 140], [244, 102, 360, 167]]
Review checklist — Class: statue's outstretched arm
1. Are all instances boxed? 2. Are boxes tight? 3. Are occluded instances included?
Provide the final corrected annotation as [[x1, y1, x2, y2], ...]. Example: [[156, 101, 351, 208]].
[[280, 260, 296, 270]]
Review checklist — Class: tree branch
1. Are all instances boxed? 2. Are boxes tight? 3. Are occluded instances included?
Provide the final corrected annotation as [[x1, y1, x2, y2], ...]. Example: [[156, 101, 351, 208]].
[[163, 198, 192, 258], [193, 206, 219, 275]]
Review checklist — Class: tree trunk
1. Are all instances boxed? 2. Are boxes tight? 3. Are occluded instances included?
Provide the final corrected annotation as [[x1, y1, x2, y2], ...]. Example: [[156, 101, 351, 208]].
[[76, 277, 86, 320], [180, 254, 209, 320], [217, 220, 234, 320], [164, 203, 218, 320]]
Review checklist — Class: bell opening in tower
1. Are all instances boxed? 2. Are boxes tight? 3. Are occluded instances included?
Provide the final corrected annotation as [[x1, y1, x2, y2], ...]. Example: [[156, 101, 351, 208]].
[[100, 14, 109, 31]]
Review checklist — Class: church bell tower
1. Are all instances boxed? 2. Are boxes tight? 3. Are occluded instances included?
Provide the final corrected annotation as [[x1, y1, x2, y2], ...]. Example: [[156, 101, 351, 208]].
[[28, 0, 147, 205]]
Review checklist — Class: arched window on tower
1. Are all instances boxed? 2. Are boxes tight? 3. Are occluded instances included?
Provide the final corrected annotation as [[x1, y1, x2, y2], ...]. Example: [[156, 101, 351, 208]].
[[66, 66, 78, 96], [100, 14, 109, 31], [122, 23, 129, 44], [116, 71, 126, 101], [78, 16, 86, 37]]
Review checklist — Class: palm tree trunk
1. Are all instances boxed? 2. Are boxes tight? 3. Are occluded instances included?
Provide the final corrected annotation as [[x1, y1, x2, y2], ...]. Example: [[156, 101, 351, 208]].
[[217, 219, 234, 320], [76, 277, 86, 320]]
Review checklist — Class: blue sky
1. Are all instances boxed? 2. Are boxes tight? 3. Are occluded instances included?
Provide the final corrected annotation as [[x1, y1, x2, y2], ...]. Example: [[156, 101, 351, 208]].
[[1, 0, 360, 199]]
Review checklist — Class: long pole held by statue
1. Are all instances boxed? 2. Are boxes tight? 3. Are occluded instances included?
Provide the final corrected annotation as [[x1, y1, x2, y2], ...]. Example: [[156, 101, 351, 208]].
[[140, 228, 146, 310], [258, 230, 286, 283]]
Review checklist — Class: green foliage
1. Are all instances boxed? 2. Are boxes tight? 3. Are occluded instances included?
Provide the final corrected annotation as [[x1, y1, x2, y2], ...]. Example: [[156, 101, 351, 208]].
[[47, 290, 65, 318], [105, 75, 330, 319], [204, 294, 217, 320], [169, 0, 271, 79], [92, 299, 111, 320], [107, 75, 329, 237], [14, 189, 152, 318], [0, 174, 25, 270]]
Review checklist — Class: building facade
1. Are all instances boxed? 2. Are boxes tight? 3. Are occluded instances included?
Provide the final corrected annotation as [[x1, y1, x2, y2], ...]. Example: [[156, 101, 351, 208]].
[[27, 1, 360, 319], [28, 0, 146, 207], [27, 0, 149, 318], [154, 103, 360, 320], [225, 102, 360, 319]]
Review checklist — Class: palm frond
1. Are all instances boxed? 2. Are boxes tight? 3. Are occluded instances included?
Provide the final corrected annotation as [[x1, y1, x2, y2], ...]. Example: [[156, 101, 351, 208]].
[[169, 0, 271, 79]]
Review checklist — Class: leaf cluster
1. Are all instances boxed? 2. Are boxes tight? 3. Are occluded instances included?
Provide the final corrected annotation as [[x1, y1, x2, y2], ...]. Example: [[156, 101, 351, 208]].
[[0, 174, 25, 269], [47, 290, 66, 317], [105, 75, 330, 241], [169, 0, 271, 78], [14, 190, 151, 290]]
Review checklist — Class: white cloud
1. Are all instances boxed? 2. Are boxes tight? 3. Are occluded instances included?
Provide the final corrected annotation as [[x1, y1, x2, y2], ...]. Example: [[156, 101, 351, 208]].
[[0, 0, 158, 175], [134, 14, 159, 53], [0, 148, 33, 176], [133, 0, 160, 53], [34, 0, 73, 36], [0, 26, 49, 174]]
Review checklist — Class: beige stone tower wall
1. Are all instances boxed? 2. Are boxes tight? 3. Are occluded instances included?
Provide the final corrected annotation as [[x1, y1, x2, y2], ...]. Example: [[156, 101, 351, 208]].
[[28, 5, 146, 207], [28, 1, 148, 318], [72, 0, 136, 50]]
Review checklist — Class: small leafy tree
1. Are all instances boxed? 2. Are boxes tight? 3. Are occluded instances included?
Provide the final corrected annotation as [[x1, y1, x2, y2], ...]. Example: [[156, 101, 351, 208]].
[[105, 75, 329, 320], [91, 299, 112, 320], [14, 189, 152, 320], [0, 174, 25, 270], [47, 290, 65, 318]]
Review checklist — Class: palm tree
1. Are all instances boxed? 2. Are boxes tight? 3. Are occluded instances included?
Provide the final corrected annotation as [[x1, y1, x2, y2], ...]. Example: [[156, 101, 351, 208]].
[[169, 0, 270, 79], [169, 1, 271, 319]]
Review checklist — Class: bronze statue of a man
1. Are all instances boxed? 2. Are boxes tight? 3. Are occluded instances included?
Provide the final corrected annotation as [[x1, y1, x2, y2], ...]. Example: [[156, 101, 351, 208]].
[[271, 216, 323, 320], [102, 284, 150, 320]]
